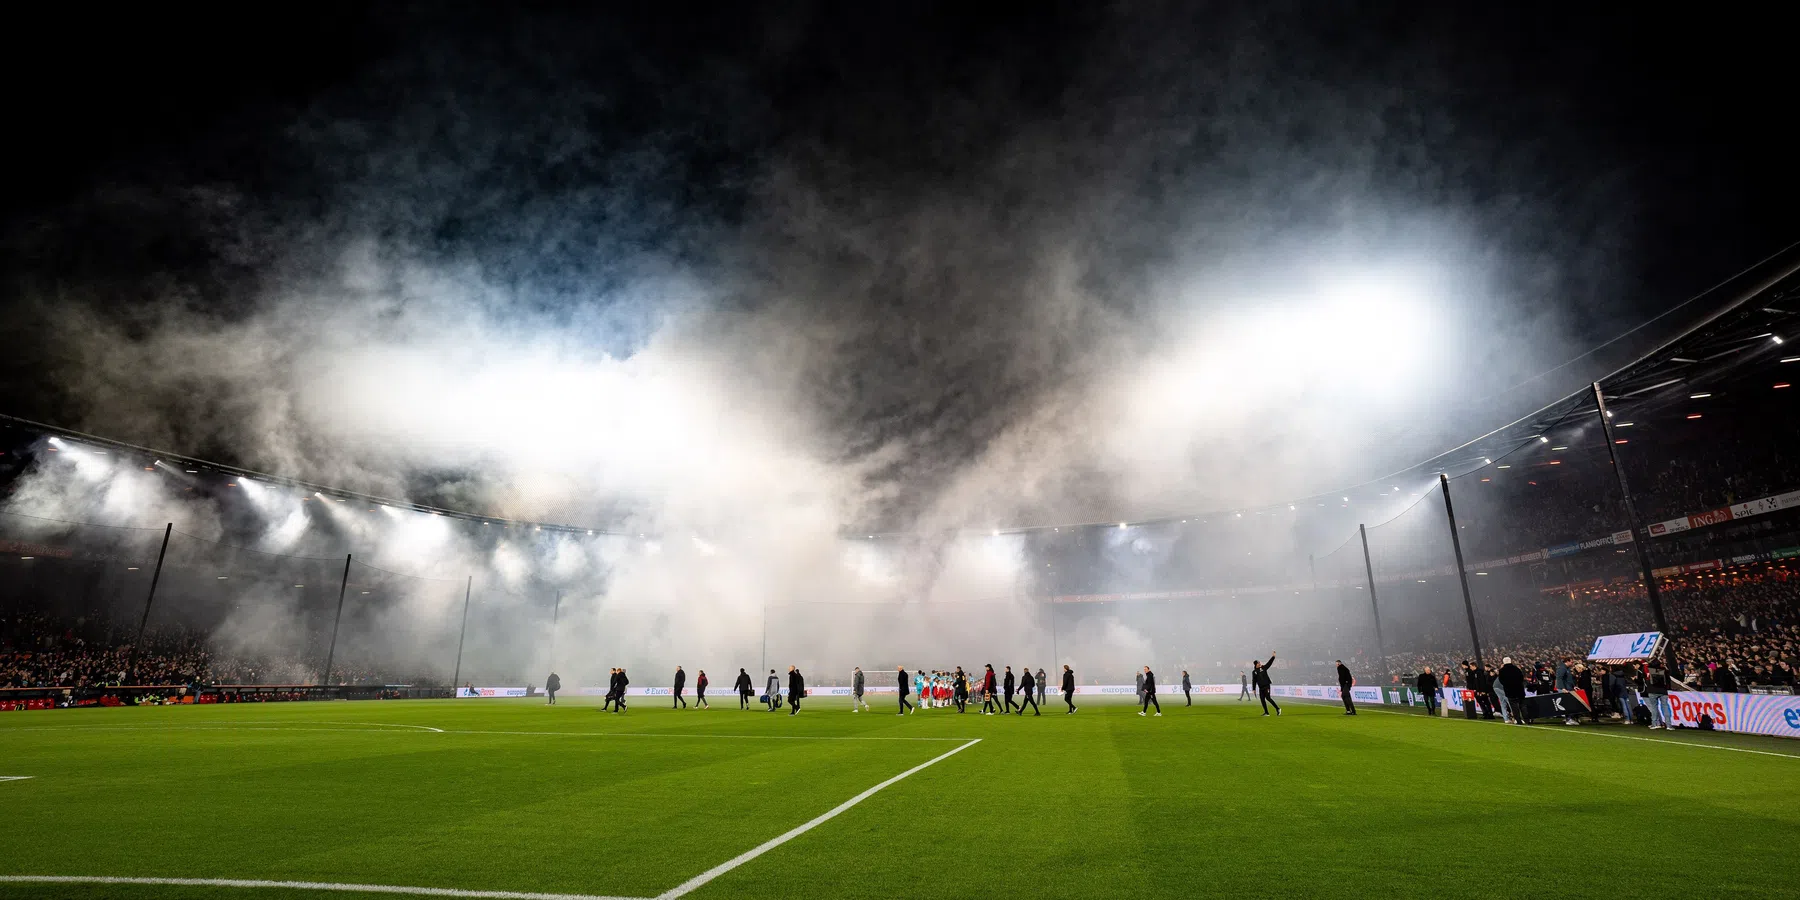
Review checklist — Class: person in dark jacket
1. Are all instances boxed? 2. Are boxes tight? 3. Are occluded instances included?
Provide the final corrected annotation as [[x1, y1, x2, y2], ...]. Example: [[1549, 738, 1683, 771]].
[[1416, 667, 1440, 716], [1036, 668, 1048, 706], [1252, 653, 1280, 716], [614, 668, 630, 713], [1181, 670, 1193, 706], [1497, 657, 1528, 724], [1139, 666, 1162, 716], [734, 668, 753, 710], [1003, 666, 1019, 713], [672, 666, 688, 709], [695, 670, 709, 709], [897, 665, 914, 715], [1016, 667, 1041, 715], [545, 672, 561, 706], [953, 667, 969, 713], [981, 664, 999, 715], [852, 667, 869, 712], [787, 666, 804, 716], [1336, 660, 1355, 715], [1134, 670, 1145, 705], [1716, 662, 1740, 693], [765, 669, 780, 711], [1061, 665, 1077, 713]]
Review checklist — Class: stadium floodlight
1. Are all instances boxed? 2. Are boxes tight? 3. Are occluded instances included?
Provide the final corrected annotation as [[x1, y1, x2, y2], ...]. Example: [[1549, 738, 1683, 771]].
[[1552, 446, 1567, 450], [1776, 335, 1786, 344], [1690, 392, 1711, 399], [1341, 496, 1349, 502], [1617, 421, 1634, 427], [47, 436, 61, 445], [1538, 436, 1549, 443], [991, 529, 1000, 536], [1687, 414, 1702, 420], [1496, 464, 1511, 469], [1777, 383, 1792, 389], [1783, 357, 1799, 364]]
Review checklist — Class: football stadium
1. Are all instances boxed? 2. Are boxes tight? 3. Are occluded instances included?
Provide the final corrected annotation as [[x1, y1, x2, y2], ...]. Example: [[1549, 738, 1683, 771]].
[[3, 7, 1799, 900]]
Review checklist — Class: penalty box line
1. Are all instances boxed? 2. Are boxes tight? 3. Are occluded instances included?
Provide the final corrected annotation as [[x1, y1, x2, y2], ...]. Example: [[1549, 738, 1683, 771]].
[[0, 876, 633, 900], [654, 737, 981, 899], [0, 738, 983, 900]]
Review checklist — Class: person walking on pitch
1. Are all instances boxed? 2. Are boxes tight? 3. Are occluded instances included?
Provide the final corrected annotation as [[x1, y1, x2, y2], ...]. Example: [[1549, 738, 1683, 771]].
[[545, 671, 560, 705], [852, 666, 870, 712], [1036, 668, 1048, 706], [614, 668, 630, 712], [734, 667, 753, 710], [1181, 670, 1192, 706], [602, 668, 619, 711], [787, 666, 805, 716], [695, 669, 709, 709], [765, 669, 780, 712], [672, 666, 687, 709], [1416, 666, 1440, 716], [1061, 665, 1077, 713], [1252, 653, 1279, 716], [954, 667, 970, 713], [1239, 670, 1252, 701], [1003, 666, 1020, 713], [1139, 666, 1162, 716], [1016, 667, 1041, 715], [981, 664, 999, 715], [1336, 660, 1356, 714], [898, 665, 914, 715]]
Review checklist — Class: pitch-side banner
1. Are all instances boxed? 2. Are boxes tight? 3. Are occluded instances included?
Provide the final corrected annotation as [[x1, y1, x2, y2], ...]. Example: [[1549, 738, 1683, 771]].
[[1669, 692, 1800, 738], [457, 687, 528, 698]]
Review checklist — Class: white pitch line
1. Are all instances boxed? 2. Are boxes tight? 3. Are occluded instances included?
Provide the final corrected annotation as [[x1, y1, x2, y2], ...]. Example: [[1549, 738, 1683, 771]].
[[441, 729, 971, 742], [655, 738, 981, 900], [0, 775, 32, 782], [0, 876, 634, 900], [318, 721, 447, 732]]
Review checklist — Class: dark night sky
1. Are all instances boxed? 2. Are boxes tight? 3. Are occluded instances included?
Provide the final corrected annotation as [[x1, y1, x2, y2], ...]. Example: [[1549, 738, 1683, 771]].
[[1, 3, 1794, 527]]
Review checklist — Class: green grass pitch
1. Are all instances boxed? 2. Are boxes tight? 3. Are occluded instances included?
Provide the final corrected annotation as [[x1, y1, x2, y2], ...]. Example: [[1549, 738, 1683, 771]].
[[3, 695, 1797, 899]]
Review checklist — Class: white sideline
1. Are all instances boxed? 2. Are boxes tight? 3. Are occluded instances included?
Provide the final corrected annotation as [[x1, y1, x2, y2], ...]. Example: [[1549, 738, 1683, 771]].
[[655, 737, 981, 900], [0, 724, 966, 742], [442, 729, 970, 742], [0, 876, 632, 900], [0, 775, 32, 782], [318, 721, 447, 732]]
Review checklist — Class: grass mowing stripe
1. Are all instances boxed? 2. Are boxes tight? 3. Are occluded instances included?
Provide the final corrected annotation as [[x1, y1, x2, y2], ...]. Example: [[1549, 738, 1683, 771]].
[[655, 738, 981, 900], [0, 875, 633, 900]]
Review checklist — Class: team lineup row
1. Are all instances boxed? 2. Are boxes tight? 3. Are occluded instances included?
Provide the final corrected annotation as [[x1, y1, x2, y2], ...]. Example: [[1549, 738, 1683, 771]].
[[531, 654, 1291, 718]]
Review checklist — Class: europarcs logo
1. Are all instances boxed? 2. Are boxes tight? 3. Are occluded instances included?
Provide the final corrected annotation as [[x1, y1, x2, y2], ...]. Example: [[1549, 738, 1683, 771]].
[[1784, 708, 1800, 730]]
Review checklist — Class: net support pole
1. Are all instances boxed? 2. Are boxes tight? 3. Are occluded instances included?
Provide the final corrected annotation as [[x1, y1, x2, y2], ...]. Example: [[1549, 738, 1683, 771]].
[[322, 554, 352, 687], [1049, 598, 1059, 667], [1438, 473, 1485, 668], [452, 576, 472, 692], [125, 523, 173, 681], [759, 601, 767, 677], [1357, 524, 1388, 671], [1593, 381, 1679, 670]]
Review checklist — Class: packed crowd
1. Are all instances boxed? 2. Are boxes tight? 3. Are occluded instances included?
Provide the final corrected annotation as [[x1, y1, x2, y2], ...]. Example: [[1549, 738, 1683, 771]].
[[1373, 568, 1799, 691], [1, 612, 423, 689]]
